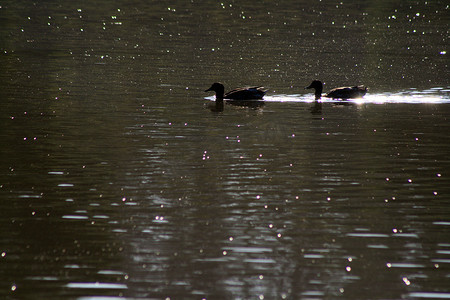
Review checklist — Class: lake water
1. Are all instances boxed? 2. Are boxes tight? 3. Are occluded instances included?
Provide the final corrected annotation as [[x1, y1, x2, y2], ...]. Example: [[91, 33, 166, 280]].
[[0, 1, 449, 299]]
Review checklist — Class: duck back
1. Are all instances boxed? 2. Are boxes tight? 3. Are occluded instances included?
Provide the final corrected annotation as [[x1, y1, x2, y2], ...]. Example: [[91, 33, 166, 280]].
[[224, 86, 266, 100], [326, 85, 367, 99]]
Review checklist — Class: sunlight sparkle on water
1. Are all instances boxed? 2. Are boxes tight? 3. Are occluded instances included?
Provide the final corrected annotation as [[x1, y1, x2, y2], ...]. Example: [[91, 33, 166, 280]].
[[403, 277, 411, 285], [206, 89, 449, 104], [66, 282, 128, 289], [409, 292, 450, 299], [263, 92, 449, 104]]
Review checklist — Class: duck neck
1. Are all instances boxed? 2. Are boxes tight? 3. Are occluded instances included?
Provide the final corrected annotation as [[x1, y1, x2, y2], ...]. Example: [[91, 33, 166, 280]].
[[215, 93, 224, 102], [215, 87, 225, 101], [315, 86, 323, 100], [216, 89, 224, 102]]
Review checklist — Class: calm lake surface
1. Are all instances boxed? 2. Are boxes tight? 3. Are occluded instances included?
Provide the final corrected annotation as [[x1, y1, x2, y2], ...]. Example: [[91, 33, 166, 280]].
[[1, 0, 449, 299]]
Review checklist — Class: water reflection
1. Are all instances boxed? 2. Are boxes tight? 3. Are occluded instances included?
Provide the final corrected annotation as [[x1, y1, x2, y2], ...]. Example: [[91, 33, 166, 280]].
[[1, 0, 450, 299], [206, 100, 224, 113], [310, 101, 323, 114], [205, 98, 266, 113]]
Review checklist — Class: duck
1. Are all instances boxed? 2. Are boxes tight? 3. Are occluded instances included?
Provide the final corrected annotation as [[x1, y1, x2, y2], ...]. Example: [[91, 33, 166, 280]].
[[205, 82, 266, 101], [305, 80, 367, 100]]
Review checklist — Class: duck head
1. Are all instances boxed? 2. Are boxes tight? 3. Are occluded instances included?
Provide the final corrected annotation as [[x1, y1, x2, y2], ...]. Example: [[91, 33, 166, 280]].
[[205, 82, 225, 99], [305, 80, 323, 100]]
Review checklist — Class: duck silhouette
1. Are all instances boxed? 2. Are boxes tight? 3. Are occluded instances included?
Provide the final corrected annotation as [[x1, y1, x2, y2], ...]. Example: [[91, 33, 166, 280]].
[[306, 80, 367, 100], [205, 82, 266, 100]]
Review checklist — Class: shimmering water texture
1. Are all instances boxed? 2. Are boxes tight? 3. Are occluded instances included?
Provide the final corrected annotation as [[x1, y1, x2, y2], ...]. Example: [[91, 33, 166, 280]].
[[1, 0, 449, 299]]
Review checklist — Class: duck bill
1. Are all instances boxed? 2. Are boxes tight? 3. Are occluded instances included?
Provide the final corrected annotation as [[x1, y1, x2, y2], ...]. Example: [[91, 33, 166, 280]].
[[205, 88, 212, 92], [305, 85, 312, 89]]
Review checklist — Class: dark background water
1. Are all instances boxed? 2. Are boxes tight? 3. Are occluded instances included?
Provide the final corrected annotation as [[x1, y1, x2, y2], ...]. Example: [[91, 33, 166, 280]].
[[0, 1, 449, 299]]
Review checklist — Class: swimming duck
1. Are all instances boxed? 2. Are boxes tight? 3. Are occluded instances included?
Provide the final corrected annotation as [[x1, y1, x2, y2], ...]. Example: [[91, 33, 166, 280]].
[[305, 80, 367, 100], [205, 82, 266, 100]]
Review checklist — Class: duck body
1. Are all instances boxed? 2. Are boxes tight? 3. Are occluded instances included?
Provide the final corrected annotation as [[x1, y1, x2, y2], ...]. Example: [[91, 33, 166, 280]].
[[326, 85, 368, 99], [306, 80, 367, 100], [205, 82, 266, 100]]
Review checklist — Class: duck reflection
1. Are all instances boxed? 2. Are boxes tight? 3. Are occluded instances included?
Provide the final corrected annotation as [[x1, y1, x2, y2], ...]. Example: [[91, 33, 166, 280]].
[[205, 98, 265, 113], [228, 99, 265, 109], [310, 100, 322, 114], [207, 100, 224, 112]]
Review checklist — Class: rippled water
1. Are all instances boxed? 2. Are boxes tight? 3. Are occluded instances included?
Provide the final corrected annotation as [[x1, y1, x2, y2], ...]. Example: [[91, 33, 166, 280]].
[[1, 0, 449, 299]]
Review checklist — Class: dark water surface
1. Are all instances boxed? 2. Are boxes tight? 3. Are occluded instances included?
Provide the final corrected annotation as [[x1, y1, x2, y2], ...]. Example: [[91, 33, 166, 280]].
[[1, 1, 449, 299]]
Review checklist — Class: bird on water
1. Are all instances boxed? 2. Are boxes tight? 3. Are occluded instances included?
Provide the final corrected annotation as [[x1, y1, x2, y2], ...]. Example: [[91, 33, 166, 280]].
[[305, 80, 367, 100], [205, 82, 266, 101]]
